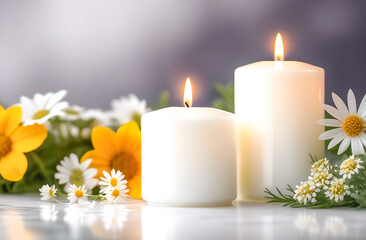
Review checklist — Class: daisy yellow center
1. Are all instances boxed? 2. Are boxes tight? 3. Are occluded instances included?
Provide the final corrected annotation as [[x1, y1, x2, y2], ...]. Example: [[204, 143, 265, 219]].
[[342, 115, 364, 137], [331, 181, 345, 196], [112, 188, 120, 198], [341, 159, 357, 174], [110, 177, 118, 187], [49, 189, 54, 196], [70, 169, 85, 187], [33, 110, 50, 120], [0, 135, 11, 158], [111, 153, 138, 180], [75, 190, 84, 198]]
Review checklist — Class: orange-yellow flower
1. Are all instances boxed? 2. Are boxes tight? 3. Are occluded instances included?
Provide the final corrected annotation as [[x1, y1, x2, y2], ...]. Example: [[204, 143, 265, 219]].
[[81, 121, 141, 199], [0, 105, 47, 181]]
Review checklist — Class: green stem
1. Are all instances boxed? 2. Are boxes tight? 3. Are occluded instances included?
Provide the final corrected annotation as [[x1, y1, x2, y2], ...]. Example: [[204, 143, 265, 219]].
[[31, 152, 52, 183]]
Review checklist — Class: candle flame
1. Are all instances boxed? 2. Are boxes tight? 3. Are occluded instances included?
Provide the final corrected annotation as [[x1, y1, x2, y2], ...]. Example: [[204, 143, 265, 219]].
[[184, 78, 192, 107], [274, 33, 284, 61]]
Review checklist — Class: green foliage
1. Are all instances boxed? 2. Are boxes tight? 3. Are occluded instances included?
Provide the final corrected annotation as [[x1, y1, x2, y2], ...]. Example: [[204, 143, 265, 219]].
[[155, 90, 170, 110], [211, 82, 234, 113]]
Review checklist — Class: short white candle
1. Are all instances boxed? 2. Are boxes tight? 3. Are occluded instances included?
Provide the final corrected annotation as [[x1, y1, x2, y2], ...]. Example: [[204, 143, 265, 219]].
[[142, 78, 237, 207], [235, 34, 325, 201]]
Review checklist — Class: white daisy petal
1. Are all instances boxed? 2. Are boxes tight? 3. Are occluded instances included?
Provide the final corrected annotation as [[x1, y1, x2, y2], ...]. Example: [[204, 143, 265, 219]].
[[45, 90, 67, 109], [317, 119, 342, 127], [359, 132, 366, 147], [56, 165, 72, 174], [358, 93, 366, 117], [85, 179, 99, 189], [51, 101, 69, 112], [338, 137, 351, 155], [83, 168, 98, 179], [348, 89, 357, 115], [327, 132, 346, 149], [332, 92, 349, 115], [322, 104, 346, 121], [319, 128, 344, 140], [352, 137, 365, 155], [80, 159, 92, 171]]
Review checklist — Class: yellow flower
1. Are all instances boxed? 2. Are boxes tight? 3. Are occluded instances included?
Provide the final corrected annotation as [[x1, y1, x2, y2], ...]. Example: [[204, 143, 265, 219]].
[[81, 121, 141, 199], [0, 105, 47, 181]]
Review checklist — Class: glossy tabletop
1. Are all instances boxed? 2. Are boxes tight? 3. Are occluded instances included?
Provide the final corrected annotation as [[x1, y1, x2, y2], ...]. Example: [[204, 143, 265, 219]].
[[0, 195, 363, 240]]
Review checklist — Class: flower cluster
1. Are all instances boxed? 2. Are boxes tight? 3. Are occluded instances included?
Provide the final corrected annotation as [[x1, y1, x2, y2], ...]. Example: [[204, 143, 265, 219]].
[[99, 170, 130, 203], [292, 157, 355, 205], [0, 89, 151, 207], [39, 169, 131, 204], [267, 90, 366, 208]]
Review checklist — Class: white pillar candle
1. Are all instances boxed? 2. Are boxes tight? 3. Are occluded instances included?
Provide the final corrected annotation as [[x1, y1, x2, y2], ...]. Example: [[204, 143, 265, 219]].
[[235, 34, 325, 201], [142, 78, 237, 207]]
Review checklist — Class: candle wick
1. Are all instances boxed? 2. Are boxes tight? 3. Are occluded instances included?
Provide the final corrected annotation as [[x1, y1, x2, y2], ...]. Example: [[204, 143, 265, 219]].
[[185, 102, 190, 108]]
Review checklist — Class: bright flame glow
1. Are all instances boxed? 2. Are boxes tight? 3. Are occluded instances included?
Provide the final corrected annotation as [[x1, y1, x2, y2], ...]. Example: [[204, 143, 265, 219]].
[[274, 33, 284, 61], [183, 78, 192, 107]]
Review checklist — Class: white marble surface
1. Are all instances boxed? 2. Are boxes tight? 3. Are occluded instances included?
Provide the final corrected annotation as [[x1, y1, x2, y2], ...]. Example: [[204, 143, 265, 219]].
[[0, 194, 364, 240]]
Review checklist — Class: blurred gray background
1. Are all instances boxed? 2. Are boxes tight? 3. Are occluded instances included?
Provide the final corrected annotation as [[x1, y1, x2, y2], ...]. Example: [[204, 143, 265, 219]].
[[0, 0, 365, 108]]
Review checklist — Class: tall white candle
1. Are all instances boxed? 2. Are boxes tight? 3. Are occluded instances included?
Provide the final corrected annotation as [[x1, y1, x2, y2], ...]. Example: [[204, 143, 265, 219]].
[[142, 78, 237, 207], [235, 34, 325, 201]]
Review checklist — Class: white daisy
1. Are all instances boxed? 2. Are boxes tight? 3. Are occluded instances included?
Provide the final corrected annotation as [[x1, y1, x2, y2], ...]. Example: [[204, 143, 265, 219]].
[[99, 169, 127, 194], [62, 105, 85, 121], [110, 94, 151, 126], [39, 184, 57, 201], [19, 90, 69, 126], [293, 181, 317, 204], [317, 89, 366, 155], [325, 178, 351, 202], [104, 185, 130, 204], [67, 184, 89, 204], [55, 153, 98, 192], [82, 108, 112, 126], [339, 155, 364, 179]]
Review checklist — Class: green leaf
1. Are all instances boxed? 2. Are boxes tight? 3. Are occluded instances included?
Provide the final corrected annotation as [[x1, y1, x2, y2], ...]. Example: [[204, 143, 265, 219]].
[[155, 90, 170, 110], [211, 82, 234, 113]]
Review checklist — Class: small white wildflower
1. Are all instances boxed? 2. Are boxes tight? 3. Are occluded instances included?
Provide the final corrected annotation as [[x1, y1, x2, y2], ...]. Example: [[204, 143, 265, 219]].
[[311, 158, 331, 176], [104, 185, 130, 204], [293, 181, 317, 204], [99, 169, 127, 194], [325, 178, 351, 202], [339, 155, 364, 179], [308, 171, 333, 191], [67, 184, 89, 204], [39, 184, 57, 201]]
